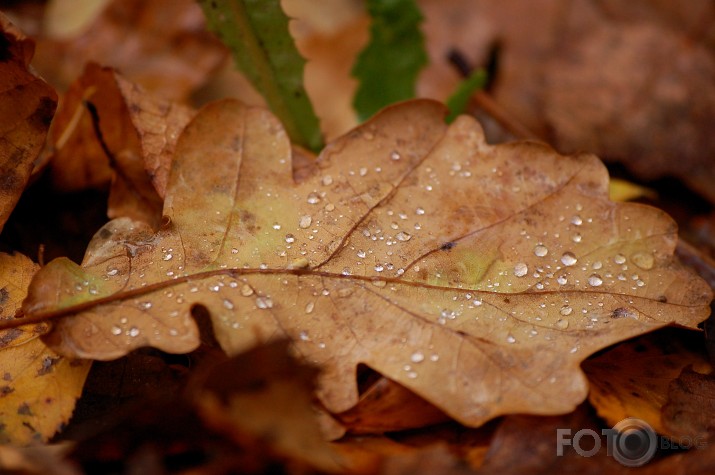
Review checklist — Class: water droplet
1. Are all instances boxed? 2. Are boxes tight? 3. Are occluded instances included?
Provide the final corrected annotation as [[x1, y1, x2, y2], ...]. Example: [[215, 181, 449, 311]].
[[506, 334, 516, 343], [374, 264, 384, 272], [209, 284, 220, 292], [560, 252, 578, 266], [298, 215, 312, 229], [357, 250, 366, 258], [163, 253, 173, 261], [636, 279, 645, 287], [396, 232, 412, 242], [571, 215, 583, 226], [241, 284, 254, 296], [322, 175, 333, 186], [128, 327, 140, 337], [415, 207, 425, 215], [406, 371, 418, 379], [305, 302, 315, 313], [557, 275, 568, 285], [299, 330, 310, 341], [534, 244, 548, 257], [372, 280, 387, 288], [592, 261, 603, 270], [140, 301, 152, 310], [631, 252, 654, 270], [390, 150, 401, 161], [555, 318, 570, 329], [223, 299, 234, 310], [106, 267, 119, 276], [513, 262, 528, 277], [588, 274, 603, 287], [255, 296, 273, 309], [306, 192, 321, 204], [571, 233, 582, 243], [410, 351, 425, 363], [362, 130, 374, 140], [614, 254, 626, 264], [272, 223, 282, 230], [231, 248, 239, 254], [560, 305, 573, 316], [285, 234, 296, 243], [111, 326, 122, 336]]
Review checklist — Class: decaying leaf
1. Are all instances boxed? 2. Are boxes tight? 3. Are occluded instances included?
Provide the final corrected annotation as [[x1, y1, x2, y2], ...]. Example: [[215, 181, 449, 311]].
[[0, 13, 57, 233], [32, 0, 226, 100], [195, 340, 346, 472], [0, 253, 90, 445], [47, 63, 194, 227], [21, 99, 711, 428], [661, 366, 715, 443], [582, 328, 712, 436]]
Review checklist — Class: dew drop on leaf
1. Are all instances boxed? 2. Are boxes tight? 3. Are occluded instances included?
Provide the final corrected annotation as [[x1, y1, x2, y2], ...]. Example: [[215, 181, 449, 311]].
[[240, 284, 254, 296], [305, 302, 315, 313], [128, 327, 140, 337], [560, 252, 577, 266], [390, 150, 401, 161], [513, 262, 528, 277], [631, 252, 654, 270], [299, 215, 312, 229], [534, 244, 548, 257], [111, 326, 122, 336], [410, 351, 425, 363], [555, 318, 570, 329], [415, 207, 425, 215], [588, 274, 603, 287], [560, 305, 573, 316], [223, 299, 234, 310], [255, 296, 273, 309], [396, 232, 412, 242], [306, 192, 321, 204], [321, 175, 333, 186], [614, 254, 626, 264], [571, 215, 583, 226]]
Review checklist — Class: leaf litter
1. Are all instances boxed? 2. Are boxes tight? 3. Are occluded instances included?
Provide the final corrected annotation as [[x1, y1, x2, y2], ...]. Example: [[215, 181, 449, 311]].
[[19, 98, 711, 428]]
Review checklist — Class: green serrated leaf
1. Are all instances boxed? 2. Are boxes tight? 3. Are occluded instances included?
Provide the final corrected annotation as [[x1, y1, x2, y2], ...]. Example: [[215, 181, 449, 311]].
[[445, 68, 487, 123], [199, 0, 323, 152], [351, 0, 428, 122]]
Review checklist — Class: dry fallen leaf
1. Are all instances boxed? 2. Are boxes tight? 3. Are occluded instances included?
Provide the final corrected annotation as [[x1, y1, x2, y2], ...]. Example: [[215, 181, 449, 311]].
[[195, 340, 346, 473], [661, 366, 715, 443], [582, 328, 712, 436], [0, 13, 56, 233], [21, 99, 712, 428], [0, 252, 90, 445], [32, 0, 226, 100], [46, 62, 194, 227]]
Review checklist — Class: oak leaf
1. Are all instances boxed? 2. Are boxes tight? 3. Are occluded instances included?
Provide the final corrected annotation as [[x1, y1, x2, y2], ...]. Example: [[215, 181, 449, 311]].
[[0, 14, 57, 233], [46, 63, 194, 227], [21, 99, 712, 427], [0, 253, 90, 445]]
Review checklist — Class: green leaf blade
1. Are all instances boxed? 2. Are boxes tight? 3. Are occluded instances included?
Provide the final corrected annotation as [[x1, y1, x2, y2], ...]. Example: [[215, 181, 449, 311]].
[[352, 0, 428, 122], [445, 68, 487, 123], [199, 0, 323, 152]]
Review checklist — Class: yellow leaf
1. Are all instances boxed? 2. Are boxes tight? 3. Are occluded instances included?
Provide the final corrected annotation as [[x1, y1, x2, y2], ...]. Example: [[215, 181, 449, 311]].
[[0, 253, 91, 445]]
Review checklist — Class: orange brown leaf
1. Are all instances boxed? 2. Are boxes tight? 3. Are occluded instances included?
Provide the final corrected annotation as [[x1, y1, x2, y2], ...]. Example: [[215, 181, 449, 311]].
[[21, 99, 712, 428]]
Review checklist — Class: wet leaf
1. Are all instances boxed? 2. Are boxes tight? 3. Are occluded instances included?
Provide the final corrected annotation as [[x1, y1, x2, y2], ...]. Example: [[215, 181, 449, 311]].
[[0, 253, 91, 445], [47, 63, 194, 227], [0, 13, 57, 233], [21, 99, 712, 428], [582, 329, 712, 436], [352, 0, 427, 121]]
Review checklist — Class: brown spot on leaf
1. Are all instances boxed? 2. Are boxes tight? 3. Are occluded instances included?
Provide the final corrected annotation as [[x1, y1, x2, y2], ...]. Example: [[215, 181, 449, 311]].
[[37, 356, 59, 376], [17, 403, 31, 415], [0, 385, 13, 397]]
